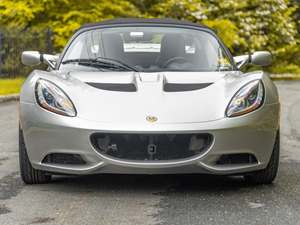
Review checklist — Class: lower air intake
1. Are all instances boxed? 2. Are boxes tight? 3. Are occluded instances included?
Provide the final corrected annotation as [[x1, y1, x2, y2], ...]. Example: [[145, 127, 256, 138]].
[[42, 153, 86, 165], [216, 153, 258, 165], [91, 133, 213, 161]]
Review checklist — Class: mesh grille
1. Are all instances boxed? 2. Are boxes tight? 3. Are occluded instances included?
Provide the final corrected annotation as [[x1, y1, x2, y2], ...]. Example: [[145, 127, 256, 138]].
[[91, 133, 213, 161]]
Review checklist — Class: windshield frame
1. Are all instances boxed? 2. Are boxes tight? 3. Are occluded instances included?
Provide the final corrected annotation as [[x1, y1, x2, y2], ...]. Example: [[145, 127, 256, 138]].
[[57, 23, 237, 71]]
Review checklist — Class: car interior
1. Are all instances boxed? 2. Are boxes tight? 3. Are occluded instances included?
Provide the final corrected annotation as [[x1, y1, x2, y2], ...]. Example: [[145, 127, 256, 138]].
[[101, 32, 211, 71]]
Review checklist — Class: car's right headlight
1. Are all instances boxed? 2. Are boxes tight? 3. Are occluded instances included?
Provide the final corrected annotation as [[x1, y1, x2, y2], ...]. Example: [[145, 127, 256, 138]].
[[35, 79, 76, 117], [226, 80, 264, 117]]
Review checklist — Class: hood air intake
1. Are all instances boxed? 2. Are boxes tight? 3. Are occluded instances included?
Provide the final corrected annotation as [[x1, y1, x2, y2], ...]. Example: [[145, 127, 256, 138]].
[[164, 83, 213, 92], [86, 82, 212, 92], [86, 82, 136, 92]]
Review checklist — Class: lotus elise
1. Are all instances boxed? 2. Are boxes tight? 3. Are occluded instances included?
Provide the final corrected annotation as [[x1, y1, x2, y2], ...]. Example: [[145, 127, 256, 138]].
[[20, 18, 280, 184]]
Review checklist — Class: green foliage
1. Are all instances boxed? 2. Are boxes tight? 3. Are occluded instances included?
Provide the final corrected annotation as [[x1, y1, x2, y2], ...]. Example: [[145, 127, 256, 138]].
[[205, 0, 298, 51], [201, 19, 243, 51], [0, 0, 299, 74], [143, 0, 207, 21], [204, 0, 300, 72], [0, 0, 140, 48], [271, 63, 300, 74], [0, 77, 25, 95]]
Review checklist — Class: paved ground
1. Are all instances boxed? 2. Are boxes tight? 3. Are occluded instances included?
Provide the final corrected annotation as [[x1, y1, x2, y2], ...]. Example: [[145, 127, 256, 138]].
[[0, 81, 300, 225]]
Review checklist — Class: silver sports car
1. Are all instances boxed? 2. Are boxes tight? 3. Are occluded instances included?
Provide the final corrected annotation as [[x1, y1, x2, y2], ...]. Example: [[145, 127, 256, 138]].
[[20, 18, 280, 185]]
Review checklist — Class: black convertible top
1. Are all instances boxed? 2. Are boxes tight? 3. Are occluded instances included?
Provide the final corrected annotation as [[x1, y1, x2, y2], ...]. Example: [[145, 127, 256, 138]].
[[79, 18, 211, 31]]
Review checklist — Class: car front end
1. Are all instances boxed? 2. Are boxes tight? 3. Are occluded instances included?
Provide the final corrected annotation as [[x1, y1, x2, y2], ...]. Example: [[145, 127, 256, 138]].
[[20, 71, 279, 176]]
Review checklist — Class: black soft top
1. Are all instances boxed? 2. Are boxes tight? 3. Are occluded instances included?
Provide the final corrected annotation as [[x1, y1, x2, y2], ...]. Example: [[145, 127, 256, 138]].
[[79, 18, 211, 31]]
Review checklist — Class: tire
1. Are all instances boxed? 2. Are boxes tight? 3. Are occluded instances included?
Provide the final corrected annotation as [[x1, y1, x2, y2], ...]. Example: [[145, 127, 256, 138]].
[[244, 131, 280, 185], [19, 127, 51, 184]]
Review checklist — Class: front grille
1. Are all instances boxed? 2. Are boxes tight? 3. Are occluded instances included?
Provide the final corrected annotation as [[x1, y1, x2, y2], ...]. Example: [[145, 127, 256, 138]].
[[91, 133, 213, 161]]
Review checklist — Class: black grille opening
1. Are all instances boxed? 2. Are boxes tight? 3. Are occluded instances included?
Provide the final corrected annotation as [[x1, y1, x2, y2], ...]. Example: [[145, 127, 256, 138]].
[[216, 153, 258, 165], [42, 153, 86, 165], [91, 133, 213, 161]]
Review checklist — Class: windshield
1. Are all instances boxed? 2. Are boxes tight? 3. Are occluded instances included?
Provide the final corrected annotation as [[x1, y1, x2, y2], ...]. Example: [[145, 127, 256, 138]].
[[60, 26, 234, 72]]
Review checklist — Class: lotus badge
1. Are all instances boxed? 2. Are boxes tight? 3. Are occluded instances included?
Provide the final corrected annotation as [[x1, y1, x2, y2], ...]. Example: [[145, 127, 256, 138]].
[[146, 116, 158, 123]]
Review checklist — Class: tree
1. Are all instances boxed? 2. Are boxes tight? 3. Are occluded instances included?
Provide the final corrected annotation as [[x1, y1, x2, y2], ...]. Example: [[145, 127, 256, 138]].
[[0, 0, 140, 49], [205, 0, 298, 52]]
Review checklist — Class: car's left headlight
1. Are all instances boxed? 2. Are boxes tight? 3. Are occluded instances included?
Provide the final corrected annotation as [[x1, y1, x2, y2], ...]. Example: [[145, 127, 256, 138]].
[[226, 80, 264, 117], [35, 79, 76, 117]]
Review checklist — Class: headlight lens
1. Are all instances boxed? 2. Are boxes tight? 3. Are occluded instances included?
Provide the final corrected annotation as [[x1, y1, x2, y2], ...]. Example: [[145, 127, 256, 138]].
[[35, 79, 76, 117], [226, 80, 264, 117]]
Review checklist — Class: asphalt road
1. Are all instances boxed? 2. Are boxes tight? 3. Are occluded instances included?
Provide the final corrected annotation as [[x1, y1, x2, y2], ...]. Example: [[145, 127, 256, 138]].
[[0, 81, 300, 225]]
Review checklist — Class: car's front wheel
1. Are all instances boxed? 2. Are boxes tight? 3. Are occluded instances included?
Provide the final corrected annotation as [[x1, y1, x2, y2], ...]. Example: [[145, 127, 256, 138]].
[[244, 131, 280, 185], [19, 127, 51, 184]]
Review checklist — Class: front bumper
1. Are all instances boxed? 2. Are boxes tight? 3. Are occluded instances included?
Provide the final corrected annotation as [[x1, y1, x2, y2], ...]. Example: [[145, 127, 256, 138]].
[[20, 101, 279, 175]]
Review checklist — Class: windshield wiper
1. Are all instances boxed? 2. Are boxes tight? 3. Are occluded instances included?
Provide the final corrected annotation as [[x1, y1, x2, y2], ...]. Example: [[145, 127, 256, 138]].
[[62, 57, 138, 72], [95, 56, 138, 72], [62, 59, 105, 71]]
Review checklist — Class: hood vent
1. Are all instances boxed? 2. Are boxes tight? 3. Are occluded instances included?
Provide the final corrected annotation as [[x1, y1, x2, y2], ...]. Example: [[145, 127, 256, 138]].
[[86, 82, 212, 92], [164, 83, 213, 92], [86, 82, 136, 92]]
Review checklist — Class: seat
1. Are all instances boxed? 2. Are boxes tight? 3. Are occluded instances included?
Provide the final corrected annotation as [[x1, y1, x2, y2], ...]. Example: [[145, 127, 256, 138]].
[[102, 33, 126, 61], [157, 34, 186, 67]]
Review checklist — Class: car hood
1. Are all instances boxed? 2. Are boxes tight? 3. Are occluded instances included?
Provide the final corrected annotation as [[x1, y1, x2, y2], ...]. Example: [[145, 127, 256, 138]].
[[24, 70, 264, 124]]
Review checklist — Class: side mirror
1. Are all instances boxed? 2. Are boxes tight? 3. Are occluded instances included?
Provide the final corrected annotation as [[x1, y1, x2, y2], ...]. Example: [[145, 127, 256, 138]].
[[21, 51, 59, 69], [251, 51, 272, 67], [234, 51, 272, 69], [21, 51, 41, 67]]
